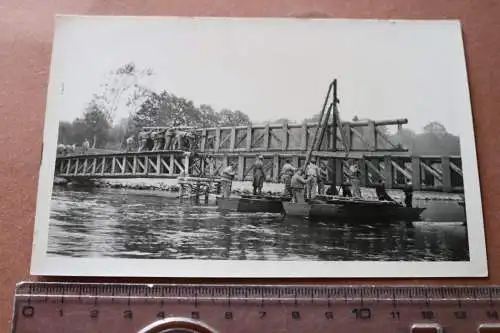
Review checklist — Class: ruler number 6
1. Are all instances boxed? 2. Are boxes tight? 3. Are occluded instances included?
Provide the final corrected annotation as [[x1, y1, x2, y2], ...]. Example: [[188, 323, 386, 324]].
[[352, 308, 371, 320]]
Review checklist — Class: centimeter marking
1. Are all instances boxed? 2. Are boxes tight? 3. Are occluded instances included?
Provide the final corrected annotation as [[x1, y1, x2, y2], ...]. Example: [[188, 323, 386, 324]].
[[14, 282, 500, 304], [13, 283, 500, 333]]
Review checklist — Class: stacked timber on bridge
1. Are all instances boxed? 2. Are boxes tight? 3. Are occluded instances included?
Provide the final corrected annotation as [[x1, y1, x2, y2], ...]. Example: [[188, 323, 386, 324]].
[[55, 119, 464, 193]]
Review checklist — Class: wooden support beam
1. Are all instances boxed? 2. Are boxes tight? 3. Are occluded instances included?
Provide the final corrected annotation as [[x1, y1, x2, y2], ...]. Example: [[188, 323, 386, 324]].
[[292, 156, 299, 170], [301, 124, 308, 151], [169, 154, 174, 176], [230, 127, 236, 152], [282, 122, 289, 151], [368, 121, 377, 151], [358, 159, 367, 186], [215, 128, 221, 152], [384, 156, 393, 187], [264, 124, 270, 150], [335, 159, 343, 185], [343, 124, 352, 151], [441, 157, 452, 192], [200, 129, 206, 152], [246, 126, 252, 151], [273, 154, 280, 182], [156, 154, 161, 175], [237, 155, 244, 181], [411, 157, 421, 190]]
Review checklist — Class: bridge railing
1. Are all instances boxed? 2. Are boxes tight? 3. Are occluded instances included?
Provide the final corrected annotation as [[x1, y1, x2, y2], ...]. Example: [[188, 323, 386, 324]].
[[142, 118, 409, 153], [54, 150, 463, 193]]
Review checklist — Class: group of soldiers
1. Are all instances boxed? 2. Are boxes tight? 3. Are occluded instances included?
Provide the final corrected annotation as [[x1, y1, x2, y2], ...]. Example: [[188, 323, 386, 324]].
[[218, 156, 355, 202], [218, 156, 416, 207], [132, 128, 204, 153], [56, 139, 90, 156]]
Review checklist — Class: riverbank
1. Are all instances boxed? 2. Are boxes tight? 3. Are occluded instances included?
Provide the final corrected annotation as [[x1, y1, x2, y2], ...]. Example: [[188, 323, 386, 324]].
[[54, 177, 464, 202]]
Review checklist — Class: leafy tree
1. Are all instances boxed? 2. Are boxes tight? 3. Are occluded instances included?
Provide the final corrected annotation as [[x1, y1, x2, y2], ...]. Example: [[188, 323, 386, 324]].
[[83, 102, 111, 148], [91, 62, 154, 123]]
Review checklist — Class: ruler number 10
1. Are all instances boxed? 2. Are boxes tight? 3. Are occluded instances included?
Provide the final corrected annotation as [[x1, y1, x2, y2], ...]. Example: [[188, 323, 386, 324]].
[[352, 308, 371, 319]]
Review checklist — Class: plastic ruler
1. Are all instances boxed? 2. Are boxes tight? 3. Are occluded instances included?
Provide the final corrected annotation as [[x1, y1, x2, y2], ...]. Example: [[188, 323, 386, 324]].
[[10, 282, 500, 332]]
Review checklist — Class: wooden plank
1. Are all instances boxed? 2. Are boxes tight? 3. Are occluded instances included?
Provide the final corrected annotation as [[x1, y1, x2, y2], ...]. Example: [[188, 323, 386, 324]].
[[169, 154, 174, 176], [132, 156, 137, 175]]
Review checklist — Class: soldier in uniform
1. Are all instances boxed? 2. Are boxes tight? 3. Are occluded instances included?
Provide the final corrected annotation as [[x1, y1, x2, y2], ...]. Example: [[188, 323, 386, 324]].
[[317, 163, 328, 195], [164, 127, 175, 150], [305, 158, 320, 199], [252, 155, 266, 195], [57, 144, 65, 155], [175, 130, 187, 150], [291, 169, 308, 203], [125, 136, 134, 152], [151, 130, 160, 151], [137, 131, 148, 152], [220, 162, 236, 198], [82, 139, 90, 154], [280, 159, 296, 198]]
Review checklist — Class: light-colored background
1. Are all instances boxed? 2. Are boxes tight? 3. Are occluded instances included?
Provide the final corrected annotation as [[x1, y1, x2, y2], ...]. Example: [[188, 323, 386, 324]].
[[0, 0, 499, 331]]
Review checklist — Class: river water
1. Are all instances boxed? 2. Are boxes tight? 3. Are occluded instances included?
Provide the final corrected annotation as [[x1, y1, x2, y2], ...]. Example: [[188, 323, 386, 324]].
[[47, 186, 469, 261]]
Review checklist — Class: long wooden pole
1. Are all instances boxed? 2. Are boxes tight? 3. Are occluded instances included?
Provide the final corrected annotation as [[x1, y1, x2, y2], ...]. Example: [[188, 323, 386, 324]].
[[304, 80, 334, 168]]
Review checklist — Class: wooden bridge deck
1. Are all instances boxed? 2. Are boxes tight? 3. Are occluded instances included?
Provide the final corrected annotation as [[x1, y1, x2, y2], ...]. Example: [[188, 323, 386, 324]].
[[54, 150, 463, 193]]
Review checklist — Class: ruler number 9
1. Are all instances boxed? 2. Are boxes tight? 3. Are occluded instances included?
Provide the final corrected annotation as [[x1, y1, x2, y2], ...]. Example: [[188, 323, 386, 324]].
[[352, 308, 371, 320]]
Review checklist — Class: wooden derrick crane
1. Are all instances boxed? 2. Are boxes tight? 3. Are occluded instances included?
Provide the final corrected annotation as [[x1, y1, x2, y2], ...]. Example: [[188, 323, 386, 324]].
[[304, 79, 409, 188]]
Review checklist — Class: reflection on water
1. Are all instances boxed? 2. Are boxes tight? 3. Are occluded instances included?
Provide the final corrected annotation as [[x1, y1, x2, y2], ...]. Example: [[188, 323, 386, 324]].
[[47, 187, 469, 261]]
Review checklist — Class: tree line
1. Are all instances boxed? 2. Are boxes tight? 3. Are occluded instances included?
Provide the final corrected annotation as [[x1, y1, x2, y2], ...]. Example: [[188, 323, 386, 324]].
[[57, 62, 460, 155]]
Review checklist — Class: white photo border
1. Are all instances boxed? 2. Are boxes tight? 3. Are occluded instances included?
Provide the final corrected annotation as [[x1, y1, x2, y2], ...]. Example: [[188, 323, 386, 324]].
[[30, 15, 488, 278]]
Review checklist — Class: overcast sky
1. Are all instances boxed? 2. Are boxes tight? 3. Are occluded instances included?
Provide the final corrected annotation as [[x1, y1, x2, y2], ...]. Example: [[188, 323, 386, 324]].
[[48, 16, 474, 136]]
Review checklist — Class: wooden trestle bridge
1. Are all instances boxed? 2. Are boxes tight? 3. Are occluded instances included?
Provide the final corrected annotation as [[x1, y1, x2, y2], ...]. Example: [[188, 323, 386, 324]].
[[55, 80, 464, 193]]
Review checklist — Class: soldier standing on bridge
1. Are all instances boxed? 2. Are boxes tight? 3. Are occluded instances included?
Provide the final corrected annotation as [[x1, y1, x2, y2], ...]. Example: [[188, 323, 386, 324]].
[[151, 130, 160, 151], [174, 130, 187, 150], [82, 139, 90, 154], [252, 155, 266, 196], [164, 128, 175, 150], [125, 136, 134, 152], [137, 131, 148, 152]]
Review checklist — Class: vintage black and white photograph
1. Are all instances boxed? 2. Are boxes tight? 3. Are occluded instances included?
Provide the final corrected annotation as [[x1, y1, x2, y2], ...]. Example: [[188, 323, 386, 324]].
[[31, 16, 486, 277]]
